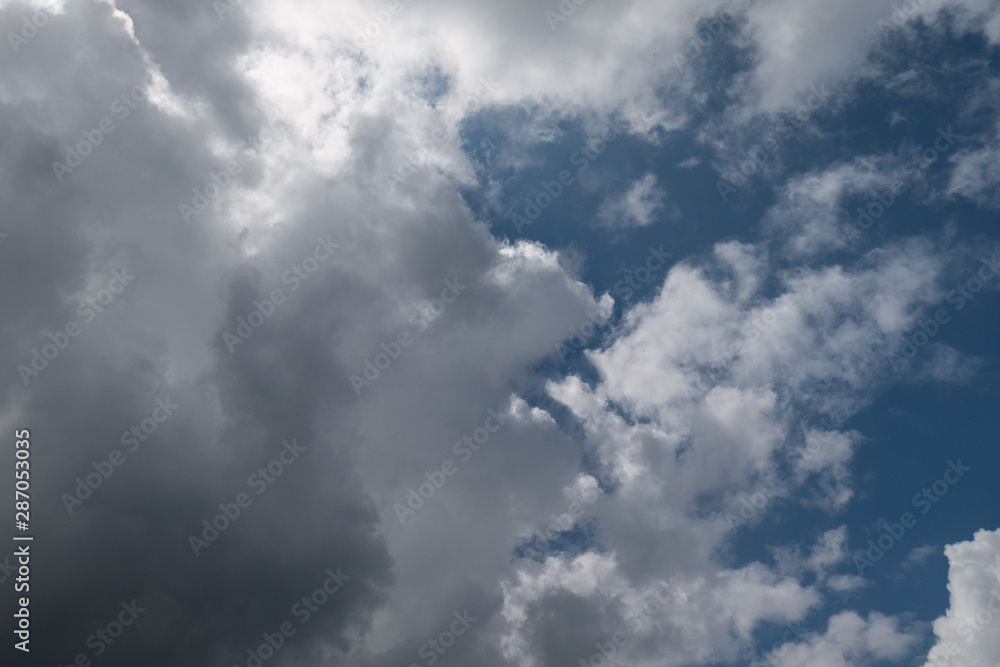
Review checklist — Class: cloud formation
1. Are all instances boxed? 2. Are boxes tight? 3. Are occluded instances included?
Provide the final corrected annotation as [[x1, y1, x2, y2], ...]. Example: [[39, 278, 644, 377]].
[[1, 0, 999, 666]]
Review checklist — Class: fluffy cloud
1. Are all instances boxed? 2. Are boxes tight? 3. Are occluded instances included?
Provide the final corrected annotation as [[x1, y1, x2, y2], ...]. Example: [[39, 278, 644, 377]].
[[500, 555, 820, 667], [2, 0, 998, 665], [923, 528, 1000, 667], [764, 611, 922, 667], [525, 236, 960, 662]]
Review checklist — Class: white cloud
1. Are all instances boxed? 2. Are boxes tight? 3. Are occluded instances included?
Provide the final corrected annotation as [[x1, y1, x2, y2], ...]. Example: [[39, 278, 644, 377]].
[[3, 0, 996, 665], [765, 611, 922, 667], [827, 574, 868, 593], [499, 555, 821, 667], [743, 0, 890, 113], [902, 544, 939, 570], [744, 0, 1000, 113], [762, 154, 922, 259], [948, 120, 1000, 209], [596, 172, 668, 229], [905, 0, 1000, 46], [922, 528, 1000, 667], [522, 235, 962, 663]]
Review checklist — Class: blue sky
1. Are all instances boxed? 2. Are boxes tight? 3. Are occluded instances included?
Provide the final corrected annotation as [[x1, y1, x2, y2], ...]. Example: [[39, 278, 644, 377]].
[[2, 1, 1000, 666]]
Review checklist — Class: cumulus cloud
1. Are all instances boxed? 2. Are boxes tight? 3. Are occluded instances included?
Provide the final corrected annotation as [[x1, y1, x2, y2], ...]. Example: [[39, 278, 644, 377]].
[[923, 528, 1000, 667], [764, 611, 922, 667], [1, 0, 998, 665], [499, 555, 821, 667]]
